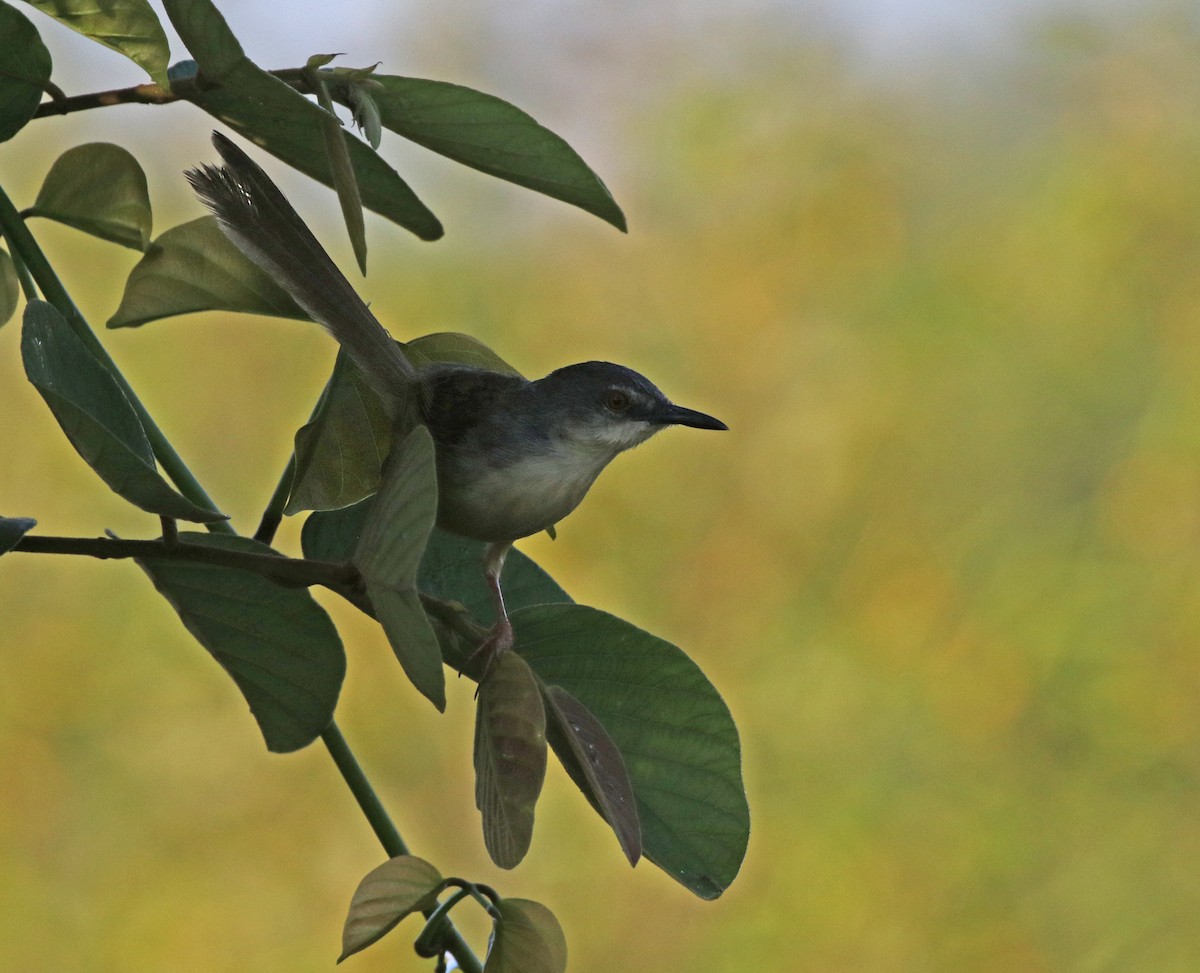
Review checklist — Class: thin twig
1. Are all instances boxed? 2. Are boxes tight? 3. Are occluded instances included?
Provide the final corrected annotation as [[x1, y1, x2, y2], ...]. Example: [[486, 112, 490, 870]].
[[33, 82, 178, 118]]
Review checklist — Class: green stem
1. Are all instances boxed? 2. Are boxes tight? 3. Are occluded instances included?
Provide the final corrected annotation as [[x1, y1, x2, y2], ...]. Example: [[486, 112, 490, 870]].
[[4, 240, 38, 301], [442, 879, 502, 919], [255, 357, 339, 544], [0, 182, 233, 535], [254, 453, 295, 543], [322, 724, 483, 973], [321, 722, 410, 857]]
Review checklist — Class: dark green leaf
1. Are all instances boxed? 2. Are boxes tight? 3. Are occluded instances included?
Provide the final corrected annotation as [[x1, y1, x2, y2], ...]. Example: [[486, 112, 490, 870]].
[[0, 3, 51, 143], [135, 532, 345, 752], [23, 0, 169, 87], [514, 604, 749, 899], [0, 516, 36, 556], [542, 685, 641, 866], [354, 425, 444, 709], [163, 0, 441, 240], [373, 75, 626, 232], [29, 143, 152, 250], [21, 301, 226, 522], [286, 350, 392, 515], [485, 898, 566, 973], [339, 855, 443, 962], [107, 216, 308, 328], [160, 0, 241, 76], [191, 73, 442, 241], [370, 584, 443, 697], [474, 651, 547, 869], [0, 248, 18, 327]]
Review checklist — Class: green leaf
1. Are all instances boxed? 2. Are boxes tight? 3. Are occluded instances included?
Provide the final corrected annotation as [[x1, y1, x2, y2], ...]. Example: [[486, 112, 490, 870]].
[[134, 533, 345, 753], [514, 605, 749, 899], [353, 425, 444, 709], [0, 2, 51, 143], [29, 143, 152, 250], [107, 216, 308, 328], [339, 855, 443, 962], [349, 85, 383, 150], [0, 516, 36, 556], [405, 332, 523, 376], [0, 248, 19, 327], [474, 651, 548, 869], [22, 0, 169, 88], [373, 75, 626, 232], [308, 68, 368, 274], [485, 899, 566, 973], [286, 333, 521, 518], [21, 301, 226, 523], [164, 0, 442, 240], [542, 685, 641, 866], [286, 350, 392, 515]]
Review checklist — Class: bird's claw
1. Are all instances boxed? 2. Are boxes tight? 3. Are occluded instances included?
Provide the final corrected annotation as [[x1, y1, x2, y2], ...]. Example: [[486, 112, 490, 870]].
[[463, 617, 514, 694]]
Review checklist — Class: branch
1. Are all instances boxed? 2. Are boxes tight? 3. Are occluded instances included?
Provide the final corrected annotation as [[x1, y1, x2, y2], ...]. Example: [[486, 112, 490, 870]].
[[27, 69, 349, 122], [322, 725, 484, 973], [33, 82, 177, 118], [12, 533, 355, 589], [10, 532, 490, 660]]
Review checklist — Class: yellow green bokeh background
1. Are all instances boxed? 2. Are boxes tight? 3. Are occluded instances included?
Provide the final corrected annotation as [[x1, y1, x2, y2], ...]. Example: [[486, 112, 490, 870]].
[[3, 4, 1200, 970]]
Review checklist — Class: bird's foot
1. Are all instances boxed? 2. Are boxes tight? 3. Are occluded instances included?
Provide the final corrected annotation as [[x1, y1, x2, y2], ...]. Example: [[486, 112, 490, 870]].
[[463, 616, 514, 692]]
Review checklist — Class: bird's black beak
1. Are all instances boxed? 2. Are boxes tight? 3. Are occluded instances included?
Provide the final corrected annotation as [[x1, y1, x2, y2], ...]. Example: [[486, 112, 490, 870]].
[[658, 403, 728, 431]]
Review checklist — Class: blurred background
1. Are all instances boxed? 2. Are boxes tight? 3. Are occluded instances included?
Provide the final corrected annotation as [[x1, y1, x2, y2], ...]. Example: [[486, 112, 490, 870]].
[[2, 0, 1200, 970]]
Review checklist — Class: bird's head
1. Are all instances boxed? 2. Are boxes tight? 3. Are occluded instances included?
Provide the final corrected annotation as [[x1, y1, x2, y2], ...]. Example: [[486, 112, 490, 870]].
[[536, 361, 727, 456]]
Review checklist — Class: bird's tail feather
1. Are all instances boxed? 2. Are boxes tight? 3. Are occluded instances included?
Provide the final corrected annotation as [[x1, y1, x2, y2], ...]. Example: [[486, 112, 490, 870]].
[[186, 132, 417, 418]]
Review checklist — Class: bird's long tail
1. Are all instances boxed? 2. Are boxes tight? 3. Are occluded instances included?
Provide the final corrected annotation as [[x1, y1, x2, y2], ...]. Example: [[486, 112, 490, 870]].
[[186, 131, 417, 418]]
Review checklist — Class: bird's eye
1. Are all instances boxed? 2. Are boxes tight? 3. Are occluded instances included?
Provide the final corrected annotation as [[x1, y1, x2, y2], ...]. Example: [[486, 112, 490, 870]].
[[604, 389, 632, 413]]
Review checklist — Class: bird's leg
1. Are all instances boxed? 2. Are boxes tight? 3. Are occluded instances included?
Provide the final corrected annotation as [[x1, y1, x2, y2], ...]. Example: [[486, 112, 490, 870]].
[[464, 541, 513, 683]]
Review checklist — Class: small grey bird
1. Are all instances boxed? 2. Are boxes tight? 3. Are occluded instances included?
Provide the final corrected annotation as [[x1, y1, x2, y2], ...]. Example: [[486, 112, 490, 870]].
[[188, 132, 726, 659]]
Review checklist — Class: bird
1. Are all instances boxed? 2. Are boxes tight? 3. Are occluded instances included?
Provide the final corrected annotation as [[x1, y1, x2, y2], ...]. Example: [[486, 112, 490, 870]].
[[187, 131, 727, 667]]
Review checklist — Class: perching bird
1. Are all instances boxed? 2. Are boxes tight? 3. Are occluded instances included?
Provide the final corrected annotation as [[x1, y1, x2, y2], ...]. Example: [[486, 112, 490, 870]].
[[187, 132, 726, 662]]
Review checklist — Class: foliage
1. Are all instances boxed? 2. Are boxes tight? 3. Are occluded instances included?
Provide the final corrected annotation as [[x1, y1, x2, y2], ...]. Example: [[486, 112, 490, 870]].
[[0, 1, 747, 970]]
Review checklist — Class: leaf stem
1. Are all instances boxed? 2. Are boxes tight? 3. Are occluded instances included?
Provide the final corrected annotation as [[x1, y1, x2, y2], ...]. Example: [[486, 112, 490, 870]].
[[255, 359, 338, 544], [254, 453, 296, 543], [4, 240, 39, 301], [322, 723, 483, 973], [442, 879, 502, 919]]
